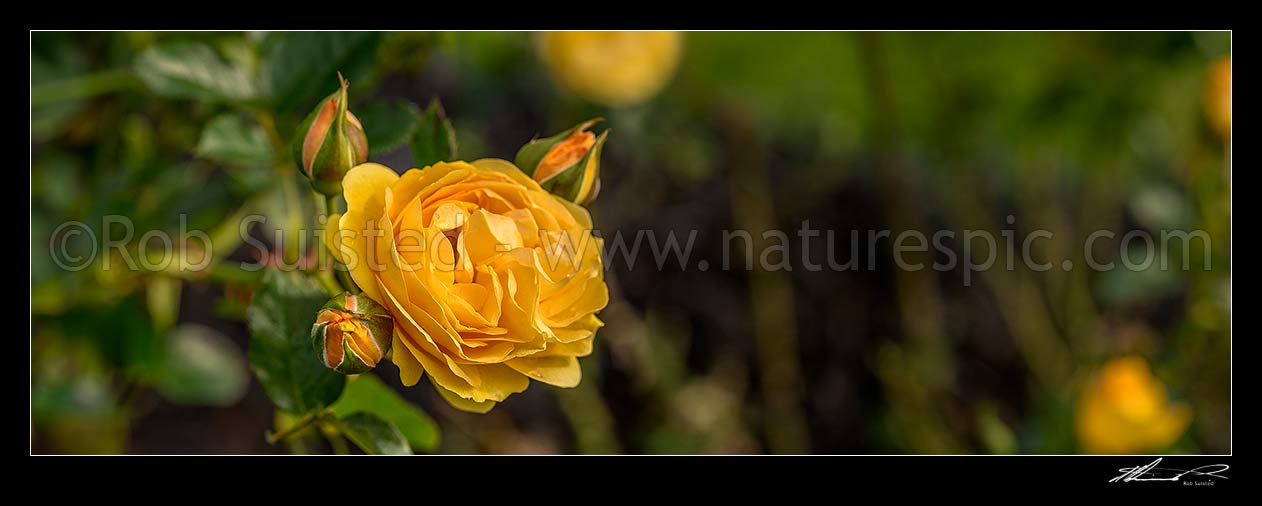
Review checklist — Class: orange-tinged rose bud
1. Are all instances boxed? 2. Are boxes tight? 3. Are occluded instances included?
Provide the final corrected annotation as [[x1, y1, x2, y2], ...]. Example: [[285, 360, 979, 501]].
[[293, 73, 369, 196], [514, 118, 607, 205], [1076, 356, 1192, 454], [536, 128, 595, 183], [312, 292, 393, 375]]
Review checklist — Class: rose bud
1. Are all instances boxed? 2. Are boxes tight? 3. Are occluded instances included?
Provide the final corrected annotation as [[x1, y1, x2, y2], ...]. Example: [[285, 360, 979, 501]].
[[514, 118, 608, 205], [311, 292, 393, 375], [292, 73, 369, 196]]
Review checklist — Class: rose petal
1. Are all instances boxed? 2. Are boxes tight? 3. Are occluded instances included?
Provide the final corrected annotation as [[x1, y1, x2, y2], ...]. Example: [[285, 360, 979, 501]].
[[507, 355, 581, 388]]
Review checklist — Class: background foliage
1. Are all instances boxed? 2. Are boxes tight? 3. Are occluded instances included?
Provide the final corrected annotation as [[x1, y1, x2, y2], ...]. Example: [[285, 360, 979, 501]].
[[31, 31, 1230, 454]]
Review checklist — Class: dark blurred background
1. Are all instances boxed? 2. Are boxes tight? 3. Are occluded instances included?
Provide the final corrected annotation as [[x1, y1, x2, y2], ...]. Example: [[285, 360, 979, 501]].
[[31, 31, 1231, 454]]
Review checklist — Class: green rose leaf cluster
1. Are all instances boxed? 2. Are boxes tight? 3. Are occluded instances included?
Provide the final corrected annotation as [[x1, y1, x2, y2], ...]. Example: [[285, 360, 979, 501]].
[[135, 32, 609, 454], [248, 269, 438, 454]]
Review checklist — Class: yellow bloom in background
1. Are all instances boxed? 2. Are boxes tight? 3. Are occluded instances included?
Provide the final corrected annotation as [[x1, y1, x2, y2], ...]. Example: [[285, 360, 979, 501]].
[[326, 160, 609, 413], [1076, 356, 1192, 454], [537, 31, 683, 107], [1205, 56, 1231, 140]]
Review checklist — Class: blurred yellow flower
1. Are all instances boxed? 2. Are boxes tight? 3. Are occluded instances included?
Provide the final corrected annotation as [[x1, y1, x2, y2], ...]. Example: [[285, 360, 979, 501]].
[[537, 31, 683, 107], [1076, 356, 1192, 454], [326, 160, 608, 413], [1205, 56, 1231, 140]]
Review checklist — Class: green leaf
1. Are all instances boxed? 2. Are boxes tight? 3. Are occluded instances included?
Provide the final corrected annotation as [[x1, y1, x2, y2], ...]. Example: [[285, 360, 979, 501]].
[[196, 114, 273, 166], [134, 41, 256, 103], [331, 374, 440, 452], [156, 324, 250, 407], [976, 404, 1017, 454], [31, 35, 91, 140], [31, 337, 128, 454], [1098, 261, 1182, 308], [145, 276, 182, 337], [248, 269, 346, 413], [409, 98, 458, 168], [338, 412, 412, 455], [259, 32, 382, 113], [357, 100, 422, 158]]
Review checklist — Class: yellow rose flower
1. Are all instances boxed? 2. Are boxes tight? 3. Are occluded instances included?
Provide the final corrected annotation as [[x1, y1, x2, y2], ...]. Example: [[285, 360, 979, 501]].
[[537, 31, 683, 107], [1076, 356, 1192, 454], [326, 160, 609, 413], [1205, 56, 1231, 140]]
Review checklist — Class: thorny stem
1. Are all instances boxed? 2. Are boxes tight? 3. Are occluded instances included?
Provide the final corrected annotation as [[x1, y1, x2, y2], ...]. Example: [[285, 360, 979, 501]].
[[317, 270, 343, 297], [325, 194, 339, 219], [266, 410, 327, 445], [321, 193, 361, 294]]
